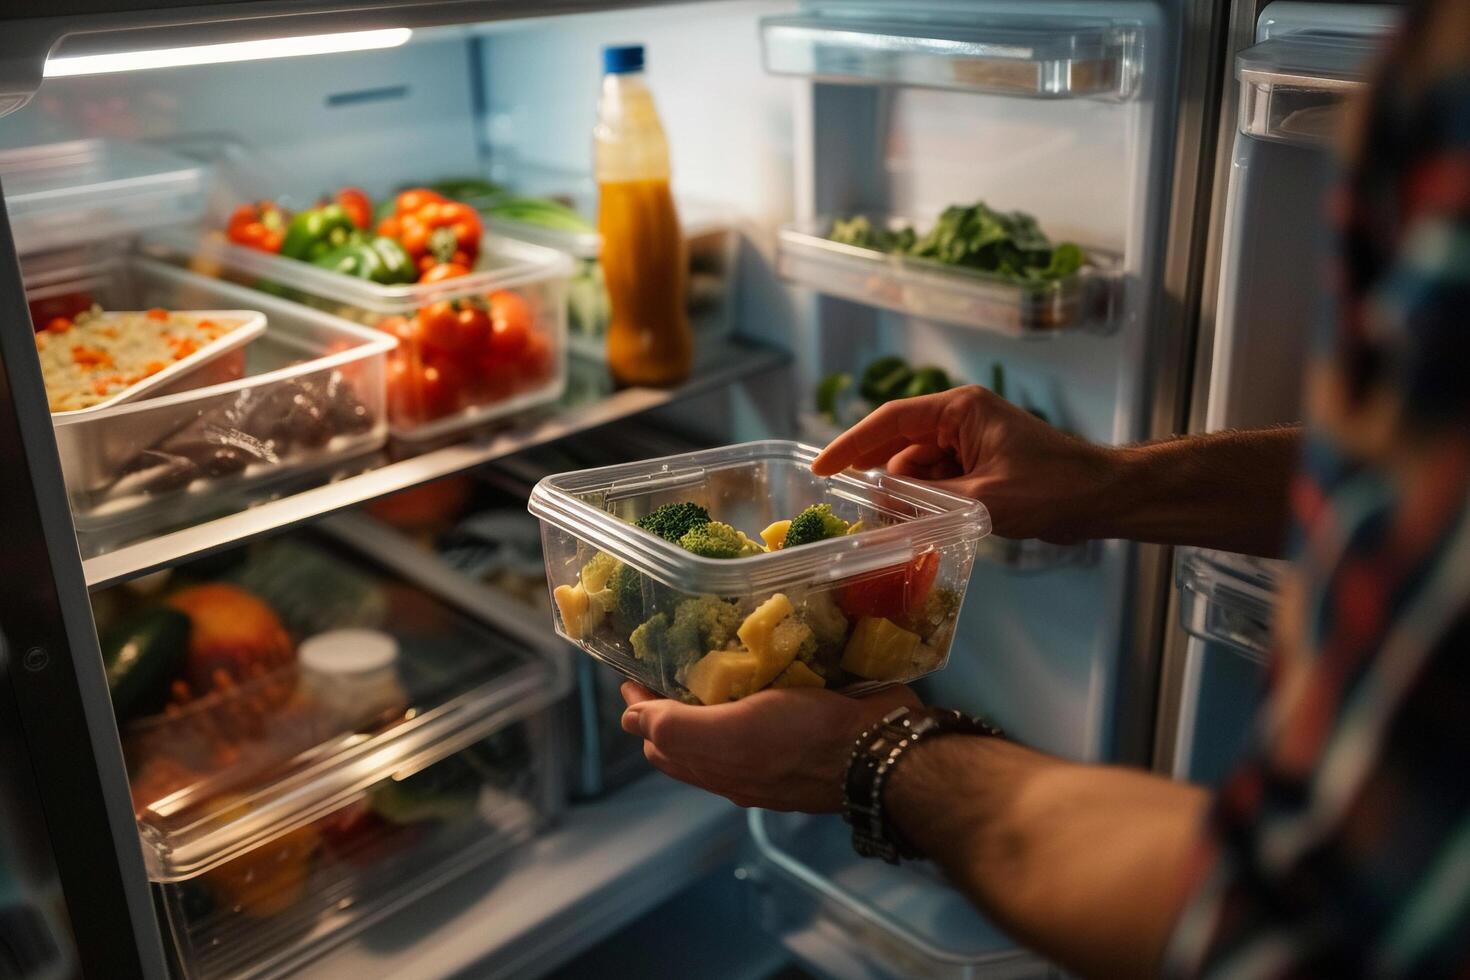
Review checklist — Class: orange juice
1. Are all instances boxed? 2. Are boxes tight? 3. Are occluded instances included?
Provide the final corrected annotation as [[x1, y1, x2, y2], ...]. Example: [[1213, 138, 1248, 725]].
[[594, 44, 693, 387]]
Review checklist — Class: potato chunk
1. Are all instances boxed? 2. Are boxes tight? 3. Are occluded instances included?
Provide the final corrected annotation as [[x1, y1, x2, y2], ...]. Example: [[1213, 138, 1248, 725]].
[[841, 616, 921, 680], [684, 649, 761, 704], [772, 661, 826, 689], [553, 584, 590, 640], [761, 520, 792, 551]]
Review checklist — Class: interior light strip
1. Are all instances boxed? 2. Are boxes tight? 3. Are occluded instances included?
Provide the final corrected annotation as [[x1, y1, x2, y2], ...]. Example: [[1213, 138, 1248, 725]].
[[43, 28, 413, 78]]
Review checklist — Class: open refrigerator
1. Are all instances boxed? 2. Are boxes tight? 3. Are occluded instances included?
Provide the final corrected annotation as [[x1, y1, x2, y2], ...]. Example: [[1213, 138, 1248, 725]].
[[0, 1, 1394, 978]]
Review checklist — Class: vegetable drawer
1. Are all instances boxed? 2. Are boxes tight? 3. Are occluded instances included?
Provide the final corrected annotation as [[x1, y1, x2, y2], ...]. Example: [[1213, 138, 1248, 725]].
[[99, 526, 568, 979], [145, 228, 572, 442], [746, 811, 1056, 979], [529, 440, 989, 705], [23, 253, 392, 545], [778, 217, 1119, 337]]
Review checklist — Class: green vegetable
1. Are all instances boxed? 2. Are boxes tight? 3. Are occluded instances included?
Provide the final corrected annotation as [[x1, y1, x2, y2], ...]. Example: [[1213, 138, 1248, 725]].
[[610, 562, 669, 630], [860, 356, 914, 404], [100, 607, 190, 723], [312, 236, 417, 284], [635, 502, 712, 544], [678, 521, 763, 559], [902, 366, 951, 399], [485, 195, 594, 233], [429, 177, 506, 205], [829, 215, 916, 253], [280, 204, 360, 262], [798, 591, 851, 667], [629, 613, 669, 663], [631, 596, 741, 668], [783, 504, 851, 549], [815, 372, 852, 421]]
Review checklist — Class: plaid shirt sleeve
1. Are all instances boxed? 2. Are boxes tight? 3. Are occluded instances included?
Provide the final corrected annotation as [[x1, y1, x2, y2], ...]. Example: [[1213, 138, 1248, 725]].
[[1164, 15, 1470, 979]]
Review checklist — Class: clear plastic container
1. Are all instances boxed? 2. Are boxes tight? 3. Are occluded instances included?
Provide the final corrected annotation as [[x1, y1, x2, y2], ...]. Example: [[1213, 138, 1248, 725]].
[[746, 811, 1056, 979], [103, 528, 568, 979], [143, 228, 572, 442], [760, 11, 1140, 101], [0, 139, 208, 256], [25, 254, 392, 538], [1176, 547, 1284, 663], [529, 440, 989, 704], [779, 217, 1118, 336], [1237, 34, 1378, 147]]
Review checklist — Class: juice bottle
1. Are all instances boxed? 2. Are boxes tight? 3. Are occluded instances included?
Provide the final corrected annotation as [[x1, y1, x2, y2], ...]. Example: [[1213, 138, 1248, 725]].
[[594, 44, 693, 387]]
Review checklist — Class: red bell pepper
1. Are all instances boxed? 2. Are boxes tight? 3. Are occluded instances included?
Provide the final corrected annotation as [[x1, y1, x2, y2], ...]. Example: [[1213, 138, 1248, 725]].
[[226, 201, 288, 253], [378, 189, 482, 274]]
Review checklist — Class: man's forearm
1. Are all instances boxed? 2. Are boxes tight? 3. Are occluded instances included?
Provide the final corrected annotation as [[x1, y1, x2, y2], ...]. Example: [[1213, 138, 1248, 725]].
[[887, 736, 1209, 979], [1089, 427, 1302, 557]]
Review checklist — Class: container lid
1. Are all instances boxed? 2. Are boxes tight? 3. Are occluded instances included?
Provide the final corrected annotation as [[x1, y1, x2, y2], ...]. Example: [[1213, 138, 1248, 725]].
[[143, 227, 574, 317], [604, 44, 645, 74], [528, 439, 990, 596], [299, 628, 399, 675], [750, 810, 1043, 971], [122, 528, 564, 882], [1, 139, 208, 256]]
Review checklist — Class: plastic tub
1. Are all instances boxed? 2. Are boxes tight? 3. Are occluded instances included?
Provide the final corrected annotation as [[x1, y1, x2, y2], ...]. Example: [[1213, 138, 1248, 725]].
[[0, 139, 208, 256], [26, 255, 392, 538], [104, 527, 567, 979], [1176, 547, 1284, 663], [778, 217, 1118, 336], [529, 440, 989, 704], [746, 811, 1056, 979], [143, 228, 572, 442]]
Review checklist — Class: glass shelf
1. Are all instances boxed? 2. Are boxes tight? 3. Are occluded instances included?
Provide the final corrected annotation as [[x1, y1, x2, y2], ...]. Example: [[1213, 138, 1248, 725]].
[[1236, 34, 1380, 147], [761, 11, 1140, 100], [1176, 547, 1284, 663], [779, 218, 1120, 337]]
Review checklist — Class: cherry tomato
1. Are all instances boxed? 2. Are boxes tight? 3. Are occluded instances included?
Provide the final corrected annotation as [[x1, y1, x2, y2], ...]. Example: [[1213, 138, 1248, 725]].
[[454, 305, 491, 352], [837, 551, 940, 620], [44, 316, 73, 334], [418, 301, 461, 354], [520, 330, 553, 381], [335, 187, 373, 230], [487, 290, 531, 360], [419, 261, 471, 285], [394, 188, 443, 215], [421, 358, 466, 419], [386, 356, 425, 425]]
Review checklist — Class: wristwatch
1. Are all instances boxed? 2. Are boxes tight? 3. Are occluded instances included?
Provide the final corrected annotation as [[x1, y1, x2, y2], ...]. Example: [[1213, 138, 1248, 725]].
[[843, 705, 1004, 863]]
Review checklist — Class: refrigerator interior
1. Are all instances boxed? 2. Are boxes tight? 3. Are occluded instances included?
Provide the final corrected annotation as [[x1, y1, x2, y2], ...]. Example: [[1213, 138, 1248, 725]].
[[0, 0, 1232, 976]]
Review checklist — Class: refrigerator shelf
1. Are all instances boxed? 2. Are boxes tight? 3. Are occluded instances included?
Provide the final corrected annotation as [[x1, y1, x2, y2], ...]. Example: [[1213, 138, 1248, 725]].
[[779, 218, 1119, 337], [760, 11, 1140, 100], [0, 139, 208, 257], [747, 811, 1055, 979], [1236, 34, 1379, 147], [110, 525, 568, 978], [1176, 547, 1284, 663], [78, 340, 790, 589]]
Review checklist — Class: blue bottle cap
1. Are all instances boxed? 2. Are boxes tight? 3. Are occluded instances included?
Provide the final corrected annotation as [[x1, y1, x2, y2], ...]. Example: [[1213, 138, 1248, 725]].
[[603, 44, 645, 75]]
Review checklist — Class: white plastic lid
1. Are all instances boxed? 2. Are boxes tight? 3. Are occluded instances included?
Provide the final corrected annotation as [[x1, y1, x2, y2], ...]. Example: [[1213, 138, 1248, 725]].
[[299, 628, 399, 675]]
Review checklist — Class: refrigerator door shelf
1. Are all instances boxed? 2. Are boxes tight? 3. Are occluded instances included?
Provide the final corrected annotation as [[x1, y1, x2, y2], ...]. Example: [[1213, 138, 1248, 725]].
[[1236, 34, 1380, 147], [761, 12, 1140, 101], [746, 810, 1056, 979], [0, 139, 208, 257], [779, 220, 1120, 338], [1176, 547, 1285, 663]]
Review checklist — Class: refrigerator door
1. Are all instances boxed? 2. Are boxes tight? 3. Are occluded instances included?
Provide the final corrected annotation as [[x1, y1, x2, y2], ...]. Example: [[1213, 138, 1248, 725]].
[[1166, 2, 1397, 784]]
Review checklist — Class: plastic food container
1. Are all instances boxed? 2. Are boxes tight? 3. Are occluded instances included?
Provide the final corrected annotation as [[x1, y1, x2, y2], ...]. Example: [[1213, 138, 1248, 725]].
[[1236, 34, 1377, 147], [107, 527, 567, 980], [746, 811, 1056, 979], [144, 228, 572, 442], [0, 139, 208, 256], [778, 217, 1118, 337], [1176, 547, 1284, 663], [26, 254, 392, 539], [529, 440, 989, 704], [45, 310, 264, 415]]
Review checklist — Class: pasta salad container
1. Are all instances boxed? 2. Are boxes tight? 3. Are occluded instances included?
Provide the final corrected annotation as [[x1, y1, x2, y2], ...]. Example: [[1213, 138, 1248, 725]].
[[529, 440, 989, 704]]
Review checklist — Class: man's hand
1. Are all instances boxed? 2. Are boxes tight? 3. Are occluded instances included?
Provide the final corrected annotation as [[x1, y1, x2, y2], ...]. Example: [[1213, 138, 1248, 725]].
[[620, 682, 920, 811], [813, 385, 1114, 543]]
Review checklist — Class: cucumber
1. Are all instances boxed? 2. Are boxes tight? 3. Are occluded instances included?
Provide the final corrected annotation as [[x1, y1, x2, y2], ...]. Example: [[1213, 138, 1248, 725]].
[[101, 607, 190, 722]]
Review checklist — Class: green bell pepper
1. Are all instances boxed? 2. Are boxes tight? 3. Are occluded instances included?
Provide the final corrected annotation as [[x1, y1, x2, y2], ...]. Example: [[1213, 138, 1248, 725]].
[[101, 607, 191, 723], [312, 235, 417, 284], [280, 204, 360, 262]]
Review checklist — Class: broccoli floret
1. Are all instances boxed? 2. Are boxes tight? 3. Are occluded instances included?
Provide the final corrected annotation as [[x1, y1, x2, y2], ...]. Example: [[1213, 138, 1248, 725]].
[[782, 504, 851, 549], [903, 587, 961, 647], [580, 552, 620, 592], [629, 613, 670, 662], [800, 590, 851, 654], [635, 502, 711, 543], [677, 521, 764, 559], [611, 563, 656, 628], [673, 595, 741, 651]]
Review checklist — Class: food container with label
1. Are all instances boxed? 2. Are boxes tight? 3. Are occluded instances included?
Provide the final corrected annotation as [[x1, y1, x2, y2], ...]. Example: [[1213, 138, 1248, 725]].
[[144, 227, 572, 442], [24, 253, 392, 542], [529, 440, 989, 704]]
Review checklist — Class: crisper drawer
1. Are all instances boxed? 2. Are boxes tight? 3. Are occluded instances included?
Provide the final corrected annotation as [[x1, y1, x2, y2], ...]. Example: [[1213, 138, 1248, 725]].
[[746, 812, 1055, 979], [97, 524, 568, 980], [21, 251, 392, 546]]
